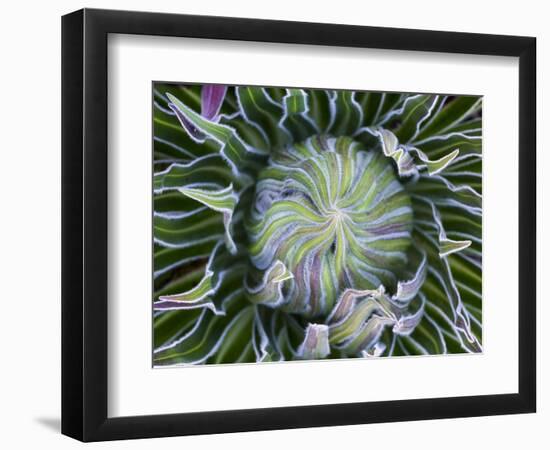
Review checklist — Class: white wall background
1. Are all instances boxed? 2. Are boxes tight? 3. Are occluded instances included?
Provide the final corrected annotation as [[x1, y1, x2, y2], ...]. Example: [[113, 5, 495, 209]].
[[0, 0, 546, 448]]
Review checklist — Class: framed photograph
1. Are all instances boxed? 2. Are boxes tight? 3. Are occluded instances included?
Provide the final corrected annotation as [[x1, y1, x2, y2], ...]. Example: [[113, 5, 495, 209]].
[[61, 8, 536, 442]]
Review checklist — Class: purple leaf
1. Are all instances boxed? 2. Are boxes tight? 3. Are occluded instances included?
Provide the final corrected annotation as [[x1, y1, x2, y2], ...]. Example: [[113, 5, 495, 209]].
[[201, 85, 227, 120]]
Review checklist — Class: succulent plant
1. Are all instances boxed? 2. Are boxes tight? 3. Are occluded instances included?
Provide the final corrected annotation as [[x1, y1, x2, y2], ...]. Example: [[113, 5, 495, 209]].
[[153, 84, 482, 365]]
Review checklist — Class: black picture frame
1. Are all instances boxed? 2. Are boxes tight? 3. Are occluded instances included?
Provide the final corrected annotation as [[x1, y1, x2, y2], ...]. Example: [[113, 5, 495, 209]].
[[62, 8, 536, 442]]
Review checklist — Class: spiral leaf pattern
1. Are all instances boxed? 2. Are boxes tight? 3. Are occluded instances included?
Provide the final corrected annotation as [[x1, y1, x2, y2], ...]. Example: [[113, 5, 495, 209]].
[[152, 84, 482, 364], [247, 135, 414, 318]]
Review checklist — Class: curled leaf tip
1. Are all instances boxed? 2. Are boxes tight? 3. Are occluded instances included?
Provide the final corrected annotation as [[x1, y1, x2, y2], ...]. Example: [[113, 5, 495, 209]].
[[378, 129, 418, 177]]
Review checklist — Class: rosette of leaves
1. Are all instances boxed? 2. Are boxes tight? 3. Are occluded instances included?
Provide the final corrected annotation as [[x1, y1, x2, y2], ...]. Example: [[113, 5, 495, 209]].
[[153, 83, 482, 365]]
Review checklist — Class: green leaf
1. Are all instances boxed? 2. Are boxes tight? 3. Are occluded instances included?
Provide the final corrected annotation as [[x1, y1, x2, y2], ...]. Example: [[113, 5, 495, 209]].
[[236, 86, 289, 150], [154, 243, 241, 312], [280, 89, 319, 141], [448, 253, 482, 294], [446, 118, 482, 136], [155, 84, 201, 111], [154, 243, 214, 278], [155, 269, 217, 311], [377, 93, 406, 120], [178, 184, 238, 254], [415, 132, 482, 160], [413, 148, 460, 176], [153, 205, 223, 248], [414, 229, 480, 352], [403, 306, 446, 353], [154, 309, 202, 349], [167, 92, 266, 177], [153, 296, 252, 365], [328, 289, 384, 344], [251, 307, 286, 362], [153, 155, 235, 193], [414, 96, 482, 142], [393, 95, 439, 143], [308, 89, 333, 132], [337, 316, 395, 355], [219, 113, 271, 153], [328, 91, 363, 136], [423, 302, 467, 354], [357, 92, 384, 125], [211, 306, 255, 364], [414, 198, 474, 258], [154, 90, 218, 159], [409, 175, 482, 216], [359, 92, 405, 126]]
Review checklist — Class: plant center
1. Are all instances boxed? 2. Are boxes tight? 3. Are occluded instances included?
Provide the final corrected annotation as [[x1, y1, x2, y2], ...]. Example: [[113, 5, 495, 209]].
[[247, 135, 413, 318]]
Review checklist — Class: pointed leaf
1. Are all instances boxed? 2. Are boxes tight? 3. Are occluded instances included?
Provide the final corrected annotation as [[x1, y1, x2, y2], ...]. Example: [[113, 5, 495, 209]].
[[178, 184, 238, 254], [201, 84, 227, 120], [412, 148, 460, 176], [167, 92, 265, 177]]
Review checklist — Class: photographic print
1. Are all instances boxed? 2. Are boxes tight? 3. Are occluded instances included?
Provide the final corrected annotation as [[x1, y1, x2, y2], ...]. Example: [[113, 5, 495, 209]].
[[152, 84, 482, 366]]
